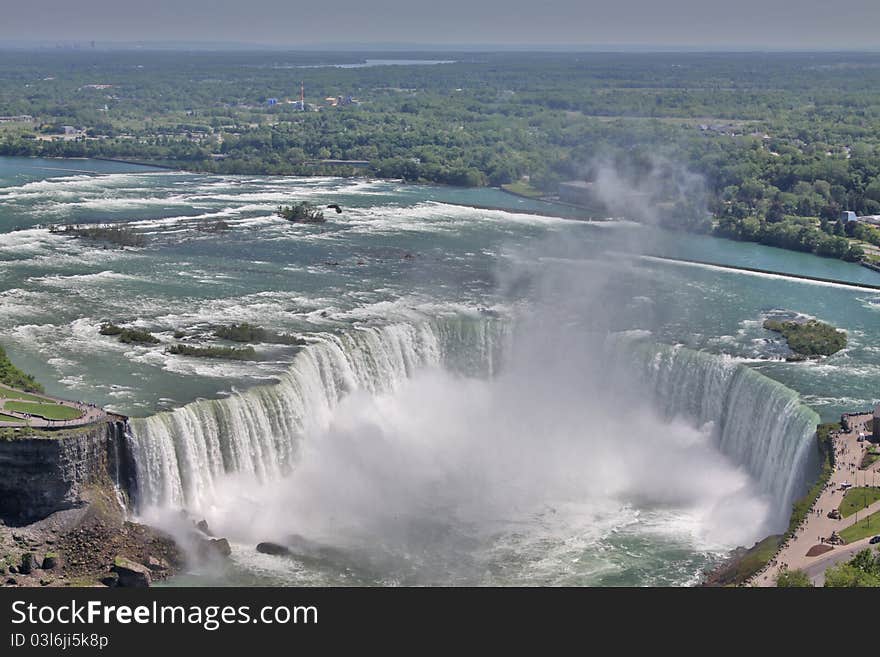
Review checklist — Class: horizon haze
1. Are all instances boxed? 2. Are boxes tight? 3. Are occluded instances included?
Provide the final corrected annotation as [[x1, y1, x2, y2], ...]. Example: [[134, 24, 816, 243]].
[[1, 0, 879, 51]]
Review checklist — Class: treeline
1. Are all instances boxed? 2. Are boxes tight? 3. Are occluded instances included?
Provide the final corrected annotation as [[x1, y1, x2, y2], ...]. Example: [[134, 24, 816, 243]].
[[4, 51, 880, 258], [715, 214, 865, 261]]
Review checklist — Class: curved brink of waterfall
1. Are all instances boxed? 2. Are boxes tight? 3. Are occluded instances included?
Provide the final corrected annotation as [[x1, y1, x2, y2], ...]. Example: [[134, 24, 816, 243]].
[[618, 342, 821, 528], [129, 318, 819, 531], [129, 316, 506, 511]]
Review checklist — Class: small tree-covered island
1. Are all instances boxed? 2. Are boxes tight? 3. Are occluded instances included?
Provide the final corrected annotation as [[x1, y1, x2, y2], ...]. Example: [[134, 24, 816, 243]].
[[763, 319, 848, 360], [276, 202, 326, 224]]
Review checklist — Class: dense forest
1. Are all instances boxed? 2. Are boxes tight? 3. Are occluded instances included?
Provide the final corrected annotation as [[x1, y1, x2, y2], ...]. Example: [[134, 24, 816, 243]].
[[2, 50, 880, 260]]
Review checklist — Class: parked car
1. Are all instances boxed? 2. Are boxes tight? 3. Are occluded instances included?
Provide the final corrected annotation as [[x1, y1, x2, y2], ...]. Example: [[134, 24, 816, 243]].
[[869, 535, 880, 545], [828, 509, 842, 520]]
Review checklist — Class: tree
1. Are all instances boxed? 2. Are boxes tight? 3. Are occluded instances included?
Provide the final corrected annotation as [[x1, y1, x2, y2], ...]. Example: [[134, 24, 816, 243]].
[[766, 196, 785, 223], [824, 549, 880, 587], [849, 549, 878, 573], [865, 176, 880, 203], [775, 569, 813, 587], [820, 202, 842, 222], [824, 564, 880, 587]]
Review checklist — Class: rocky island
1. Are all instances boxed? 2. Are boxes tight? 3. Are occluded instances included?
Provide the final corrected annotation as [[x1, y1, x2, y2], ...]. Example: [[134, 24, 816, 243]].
[[276, 202, 326, 223], [763, 318, 847, 360]]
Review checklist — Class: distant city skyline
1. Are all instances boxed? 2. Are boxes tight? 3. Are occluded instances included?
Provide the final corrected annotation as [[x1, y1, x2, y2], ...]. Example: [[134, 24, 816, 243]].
[[1, 0, 879, 50]]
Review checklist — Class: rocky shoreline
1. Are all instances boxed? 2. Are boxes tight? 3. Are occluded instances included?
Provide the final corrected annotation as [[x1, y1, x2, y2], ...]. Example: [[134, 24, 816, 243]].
[[1, 486, 182, 588]]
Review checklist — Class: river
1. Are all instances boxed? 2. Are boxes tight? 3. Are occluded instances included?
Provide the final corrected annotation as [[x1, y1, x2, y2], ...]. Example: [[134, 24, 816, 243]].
[[1, 156, 877, 585]]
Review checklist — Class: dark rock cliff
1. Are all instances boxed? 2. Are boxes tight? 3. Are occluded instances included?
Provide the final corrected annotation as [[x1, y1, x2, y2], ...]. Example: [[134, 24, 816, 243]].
[[0, 418, 137, 525]]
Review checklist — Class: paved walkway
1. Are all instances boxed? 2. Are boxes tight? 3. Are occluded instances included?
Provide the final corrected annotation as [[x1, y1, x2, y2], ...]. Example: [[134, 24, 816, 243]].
[[0, 383, 106, 429], [750, 413, 880, 586]]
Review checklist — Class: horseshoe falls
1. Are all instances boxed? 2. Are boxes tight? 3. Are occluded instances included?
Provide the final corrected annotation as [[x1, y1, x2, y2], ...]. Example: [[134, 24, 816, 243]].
[[128, 319, 821, 585]]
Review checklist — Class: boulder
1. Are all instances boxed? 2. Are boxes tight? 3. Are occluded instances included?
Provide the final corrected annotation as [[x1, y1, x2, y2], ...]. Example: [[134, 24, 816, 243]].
[[256, 542, 291, 556], [196, 519, 213, 536], [208, 538, 231, 558], [111, 557, 151, 588], [19, 553, 37, 575], [195, 536, 231, 561], [146, 556, 169, 572], [41, 554, 58, 570]]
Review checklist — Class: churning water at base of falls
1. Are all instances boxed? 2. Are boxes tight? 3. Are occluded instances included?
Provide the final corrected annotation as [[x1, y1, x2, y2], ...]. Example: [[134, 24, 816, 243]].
[[2, 156, 874, 586]]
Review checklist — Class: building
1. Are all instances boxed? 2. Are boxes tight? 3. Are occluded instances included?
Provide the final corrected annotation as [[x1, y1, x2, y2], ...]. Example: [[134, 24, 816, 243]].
[[841, 210, 858, 223]]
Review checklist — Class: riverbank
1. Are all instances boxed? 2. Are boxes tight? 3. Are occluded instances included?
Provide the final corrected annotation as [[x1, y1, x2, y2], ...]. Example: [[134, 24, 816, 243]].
[[90, 157, 179, 171]]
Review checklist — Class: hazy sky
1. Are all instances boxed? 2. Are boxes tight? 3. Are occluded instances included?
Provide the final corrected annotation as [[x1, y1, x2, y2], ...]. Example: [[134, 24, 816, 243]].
[[1, 0, 879, 49]]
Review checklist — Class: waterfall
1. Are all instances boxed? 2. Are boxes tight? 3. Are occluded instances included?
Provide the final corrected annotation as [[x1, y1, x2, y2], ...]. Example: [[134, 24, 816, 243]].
[[619, 342, 820, 527], [130, 318, 819, 531], [129, 316, 506, 510], [107, 418, 140, 511]]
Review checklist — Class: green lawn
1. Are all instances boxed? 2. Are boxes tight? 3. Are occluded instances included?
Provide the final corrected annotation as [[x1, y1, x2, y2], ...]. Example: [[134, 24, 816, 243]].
[[840, 487, 880, 518], [0, 386, 48, 403], [0, 413, 21, 422], [840, 510, 880, 544], [3, 401, 83, 421], [501, 181, 545, 199]]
